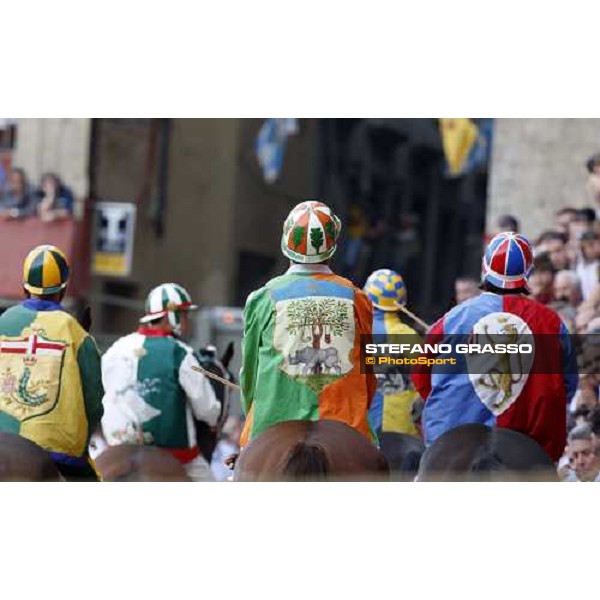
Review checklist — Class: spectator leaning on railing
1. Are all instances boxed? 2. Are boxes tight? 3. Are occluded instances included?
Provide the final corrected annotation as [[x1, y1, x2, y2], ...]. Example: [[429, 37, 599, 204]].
[[0, 168, 75, 222], [0, 167, 37, 220], [35, 172, 74, 222]]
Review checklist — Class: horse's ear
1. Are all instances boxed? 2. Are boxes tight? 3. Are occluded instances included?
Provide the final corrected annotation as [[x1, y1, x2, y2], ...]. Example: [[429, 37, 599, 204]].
[[78, 306, 92, 333], [221, 341, 234, 369]]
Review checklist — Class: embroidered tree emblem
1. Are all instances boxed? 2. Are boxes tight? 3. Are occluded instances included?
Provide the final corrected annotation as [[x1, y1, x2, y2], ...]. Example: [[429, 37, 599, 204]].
[[310, 227, 324, 254], [292, 226, 305, 250], [286, 298, 350, 350], [324, 220, 336, 245]]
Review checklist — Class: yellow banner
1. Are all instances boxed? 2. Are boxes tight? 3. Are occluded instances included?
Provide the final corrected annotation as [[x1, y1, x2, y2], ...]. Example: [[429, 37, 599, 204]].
[[439, 118, 479, 176], [93, 252, 128, 276]]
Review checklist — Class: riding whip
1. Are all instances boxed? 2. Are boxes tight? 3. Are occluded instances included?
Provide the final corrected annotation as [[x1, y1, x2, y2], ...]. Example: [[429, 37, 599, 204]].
[[398, 304, 431, 331], [192, 364, 241, 391]]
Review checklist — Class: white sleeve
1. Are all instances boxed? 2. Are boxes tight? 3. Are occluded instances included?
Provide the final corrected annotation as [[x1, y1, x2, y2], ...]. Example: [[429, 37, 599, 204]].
[[179, 351, 221, 426]]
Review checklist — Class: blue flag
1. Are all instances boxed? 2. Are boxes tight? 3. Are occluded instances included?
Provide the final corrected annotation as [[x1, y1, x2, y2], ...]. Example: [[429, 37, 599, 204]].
[[255, 119, 299, 183]]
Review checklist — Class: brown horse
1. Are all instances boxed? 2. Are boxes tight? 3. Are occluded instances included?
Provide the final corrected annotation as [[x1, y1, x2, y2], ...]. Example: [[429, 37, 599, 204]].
[[234, 419, 390, 482], [94, 445, 190, 482], [0, 432, 62, 481], [416, 423, 559, 482]]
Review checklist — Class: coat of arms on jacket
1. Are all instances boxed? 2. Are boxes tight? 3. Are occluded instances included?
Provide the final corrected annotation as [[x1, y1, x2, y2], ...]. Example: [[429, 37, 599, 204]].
[[0, 332, 67, 421], [467, 312, 534, 416], [274, 296, 355, 393]]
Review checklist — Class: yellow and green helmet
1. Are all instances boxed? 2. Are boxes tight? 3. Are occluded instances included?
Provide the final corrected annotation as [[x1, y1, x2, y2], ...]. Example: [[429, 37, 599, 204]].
[[364, 268, 407, 311], [22, 244, 70, 296], [139, 282, 197, 336]]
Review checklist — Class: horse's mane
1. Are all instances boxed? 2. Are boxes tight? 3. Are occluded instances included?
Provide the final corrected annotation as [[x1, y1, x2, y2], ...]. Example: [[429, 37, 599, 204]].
[[469, 445, 503, 474], [282, 441, 330, 481]]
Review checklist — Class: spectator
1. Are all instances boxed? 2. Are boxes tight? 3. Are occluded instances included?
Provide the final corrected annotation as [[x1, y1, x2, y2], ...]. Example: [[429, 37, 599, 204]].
[[0, 167, 36, 220], [36, 172, 74, 222], [553, 270, 581, 306], [454, 276, 481, 305], [495, 214, 519, 234], [529, 253, 555, 304], [575, 303, 597, 333], [555, 207, 578, 235], [566, 209, 595, 263], [575, 230, 600, 301], [562, 424, 600, 482], [536, 230, 570, 271], [572, 406, 591, 429], [550, 270, 580, 331], [586, 152, 600, 215], [588, 406, 600, 452]]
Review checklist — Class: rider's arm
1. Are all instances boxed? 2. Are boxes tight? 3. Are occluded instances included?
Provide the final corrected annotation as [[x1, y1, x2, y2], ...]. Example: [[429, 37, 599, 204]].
[[179, 351, 221, 427], [240, 289, 268, 415], [77, 334, 105, 439], [559, 320, 578, 403], [410, 317, 444, 401], [354, 289, 377, 406]]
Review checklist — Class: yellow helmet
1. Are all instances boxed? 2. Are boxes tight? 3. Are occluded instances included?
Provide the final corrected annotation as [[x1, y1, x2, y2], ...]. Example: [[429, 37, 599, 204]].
[[23, 244, 70, 296], [364, 269, 407, 311]]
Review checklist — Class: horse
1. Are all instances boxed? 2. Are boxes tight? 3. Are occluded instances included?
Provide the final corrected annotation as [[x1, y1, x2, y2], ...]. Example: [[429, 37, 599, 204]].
[[0, 432, 62, 481], [94, 445, 190, 482], [378, 431, 425, 481], [234, 419, 390, 482], [194, 341, 236, 463], [416, 423, 559, 482]]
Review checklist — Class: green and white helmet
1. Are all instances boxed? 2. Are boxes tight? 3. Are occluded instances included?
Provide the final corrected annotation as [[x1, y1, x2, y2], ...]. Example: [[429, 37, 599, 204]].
[[139, 283, 197, 335]]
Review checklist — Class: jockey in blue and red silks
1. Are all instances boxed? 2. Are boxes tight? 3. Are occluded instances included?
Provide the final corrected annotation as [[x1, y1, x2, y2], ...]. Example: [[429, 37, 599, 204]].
[[411, 232, 578, 462]]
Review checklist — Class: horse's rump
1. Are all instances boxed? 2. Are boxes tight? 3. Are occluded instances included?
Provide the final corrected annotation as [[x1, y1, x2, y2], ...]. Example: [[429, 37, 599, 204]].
[[0, 432, 62, 482], [417, 423, 558, 482], [235, 419, 389, 482], [94, 445, 190, 482]]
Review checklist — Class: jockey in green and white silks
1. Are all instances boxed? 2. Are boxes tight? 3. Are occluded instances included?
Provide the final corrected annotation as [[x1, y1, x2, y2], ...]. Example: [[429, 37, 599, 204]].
[[97, 283, 221, 481]]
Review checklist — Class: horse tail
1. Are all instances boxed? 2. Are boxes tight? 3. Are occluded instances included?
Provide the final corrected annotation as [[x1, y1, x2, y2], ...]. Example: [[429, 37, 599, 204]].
[[283, 441, 330, 481]]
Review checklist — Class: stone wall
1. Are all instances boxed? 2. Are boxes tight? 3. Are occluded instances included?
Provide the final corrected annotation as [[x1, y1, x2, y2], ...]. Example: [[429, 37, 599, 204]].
[[488, 119, 600, 239], [13, 118, 91, 202]]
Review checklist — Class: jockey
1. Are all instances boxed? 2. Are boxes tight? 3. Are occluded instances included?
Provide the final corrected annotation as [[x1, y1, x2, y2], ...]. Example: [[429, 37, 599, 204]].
[[0, 244, 104, 480], [99, 283, 221, 481], [411, 232, 578, 462], [364, 269, 420, 437], [240, 200, 377, 446]]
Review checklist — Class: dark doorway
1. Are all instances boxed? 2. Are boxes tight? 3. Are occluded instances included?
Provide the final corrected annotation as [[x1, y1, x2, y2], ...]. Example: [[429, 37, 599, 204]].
[[319, 118, 490, 322]]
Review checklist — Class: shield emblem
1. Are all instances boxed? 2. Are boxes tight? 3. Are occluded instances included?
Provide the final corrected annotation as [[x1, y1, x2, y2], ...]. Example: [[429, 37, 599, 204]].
[[0, 333, 67, 421], [273, 295, 355, 394], [467, 312, 535, 416]]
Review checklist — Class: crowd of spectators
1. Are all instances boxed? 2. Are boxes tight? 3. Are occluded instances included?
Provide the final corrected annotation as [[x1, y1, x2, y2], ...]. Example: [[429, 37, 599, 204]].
[[487, 153, 600, 481], [0, 166, 75, 222], [449, 153, 600, 480]]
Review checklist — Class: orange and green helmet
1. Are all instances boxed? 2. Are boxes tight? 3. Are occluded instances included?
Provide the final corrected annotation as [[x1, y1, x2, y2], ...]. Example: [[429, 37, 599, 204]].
[[23, 244, 70, 296], [281, 200, 342, 264], [364, 269, 407, 311]]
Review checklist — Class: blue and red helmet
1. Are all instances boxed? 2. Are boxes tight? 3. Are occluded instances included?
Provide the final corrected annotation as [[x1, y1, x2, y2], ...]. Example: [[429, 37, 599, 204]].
[[482, 232, 534, 290]]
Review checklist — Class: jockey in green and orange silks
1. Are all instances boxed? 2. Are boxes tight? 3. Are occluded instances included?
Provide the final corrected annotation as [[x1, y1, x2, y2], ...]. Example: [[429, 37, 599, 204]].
[[239, 200, 377, 447]]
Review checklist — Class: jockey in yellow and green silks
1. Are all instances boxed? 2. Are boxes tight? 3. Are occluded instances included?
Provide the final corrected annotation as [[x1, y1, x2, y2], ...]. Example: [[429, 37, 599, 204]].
[[0, 244, 104, 481], [363, 269, 420, 437]]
